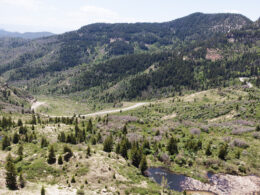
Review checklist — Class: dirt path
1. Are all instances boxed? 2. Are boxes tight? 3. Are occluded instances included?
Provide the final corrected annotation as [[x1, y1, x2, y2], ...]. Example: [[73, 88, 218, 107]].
[[32, 102, 148, 117]]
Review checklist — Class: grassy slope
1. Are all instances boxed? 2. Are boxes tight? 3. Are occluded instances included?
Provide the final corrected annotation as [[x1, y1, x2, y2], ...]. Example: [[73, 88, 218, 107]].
[[0, 81, 259, 194]]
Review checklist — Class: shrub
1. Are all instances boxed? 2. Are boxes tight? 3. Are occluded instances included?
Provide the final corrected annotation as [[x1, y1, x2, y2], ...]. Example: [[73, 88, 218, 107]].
[[175, 155, 186, 166], [232, 139, 249, 149], [77, 189, 85, 195], [190, 128, 201, 135], [253, 132, 260, 139]]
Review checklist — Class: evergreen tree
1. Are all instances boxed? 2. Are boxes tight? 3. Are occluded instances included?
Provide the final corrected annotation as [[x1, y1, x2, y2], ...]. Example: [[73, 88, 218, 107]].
[[17, 119, 23, 127], [87, 119, 93, 132], [131, 145, 142, 168], [167, 137, 178, 155], [19, 172, 25, 188], [218, 143, 228, 160], [103, 135, 113, 153], [58, 132, 66, 142], [47, 145, 56, 164], [31, 114, 37, 125], [41, 137, 49, 148], [41, 186, 45, 195], [75, 124, 80, 137], [86, 146, 91, 157], [122, 124, 127, 134], [115, 143, 120, 154], [256, 125, 260, 132], [71, 175, 76, 183], [2, 135, 10, 150], [12, 132, 19, 144], [5, 153, 17, 190], [139, 155, 148, 176], [58, 155, 63, 165], [119, 139, 129, 159], [19, 126, 27, 135], [205, 143, 212, 156], [18, 144, 23, 160]]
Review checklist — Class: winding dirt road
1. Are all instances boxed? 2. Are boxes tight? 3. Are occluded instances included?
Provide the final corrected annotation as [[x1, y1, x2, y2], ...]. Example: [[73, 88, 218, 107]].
[[31, 102, 148, 117]]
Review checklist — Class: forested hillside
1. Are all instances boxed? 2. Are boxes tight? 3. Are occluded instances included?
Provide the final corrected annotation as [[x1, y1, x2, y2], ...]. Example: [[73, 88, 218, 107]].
[[0, 12, 259, 102]]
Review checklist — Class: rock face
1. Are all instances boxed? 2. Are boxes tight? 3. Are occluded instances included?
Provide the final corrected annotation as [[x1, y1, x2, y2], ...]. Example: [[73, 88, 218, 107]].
[[181, 174, 260, 195]]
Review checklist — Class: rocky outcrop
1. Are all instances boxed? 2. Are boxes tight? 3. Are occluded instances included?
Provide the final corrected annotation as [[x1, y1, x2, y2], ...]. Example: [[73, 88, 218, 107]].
[[181, 174, 260, 195]]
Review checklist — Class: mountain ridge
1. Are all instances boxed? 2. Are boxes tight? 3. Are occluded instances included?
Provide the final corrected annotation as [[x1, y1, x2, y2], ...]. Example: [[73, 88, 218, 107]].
[[0, 29, 55, 39]]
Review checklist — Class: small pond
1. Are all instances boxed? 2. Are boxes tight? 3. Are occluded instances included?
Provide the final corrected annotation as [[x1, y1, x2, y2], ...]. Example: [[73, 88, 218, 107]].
[[146, 167, 214, 192], [146, 167, 190, 192]]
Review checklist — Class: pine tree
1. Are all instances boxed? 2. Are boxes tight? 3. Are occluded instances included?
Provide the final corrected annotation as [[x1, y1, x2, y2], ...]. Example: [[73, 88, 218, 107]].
[[5, 153, 17, 190], [256, 125, 260, 132], [17, 119, 23, 127], [31, 114, 37, 125], [115, 143, 120, 154], [47, 145, 56, 164], [2, 135, 10, 150], [18, 144, 23, 160], [131, 146, 142, 168], [205, 143, 212, 156], [139, 155, 148, 176], [41, 137, 49, 148], [12, 132, 19, 144], [122, 124, 127, 134], [75, 124, 80, 137], [218, 143, 228, 160], [87, 119, 93, 132], [86, 146, 91, 157], [119, 139, 128, 159], [71, 175, 76, 183], [58, 155, 63, 165], [58, 132, 66, 142], [167, 137, 178, 155], [41, 186, 45, 195], [19, 172, 25, 188], [103, 135, 113, 153]]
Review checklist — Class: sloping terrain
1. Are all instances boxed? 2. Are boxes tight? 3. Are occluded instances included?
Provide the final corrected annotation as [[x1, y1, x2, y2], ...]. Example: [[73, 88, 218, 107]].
[[0, 81, 32, 113], [0, 13, 253, 97]]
